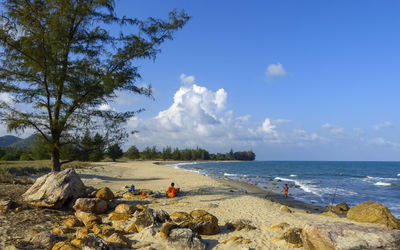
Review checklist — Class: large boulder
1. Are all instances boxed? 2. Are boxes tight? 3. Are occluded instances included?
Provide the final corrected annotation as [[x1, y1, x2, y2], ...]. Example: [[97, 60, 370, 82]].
[[73, 198, 108, 214], [114, 203, 137, 214], [170, 211, 192, 223], [302, 222, 400, 250], [168, 228, 207, 250], [190, 210, 220, 235], [95, 187, 114, 201], [347, 201, 400, 229], [23, 168, 86, 208], [124, 208, 170, 233], [167, 210, 220, 235]]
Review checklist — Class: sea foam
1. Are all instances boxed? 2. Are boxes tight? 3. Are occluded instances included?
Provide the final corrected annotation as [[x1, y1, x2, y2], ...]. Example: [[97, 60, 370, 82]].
[[374, 181, 391, 186]]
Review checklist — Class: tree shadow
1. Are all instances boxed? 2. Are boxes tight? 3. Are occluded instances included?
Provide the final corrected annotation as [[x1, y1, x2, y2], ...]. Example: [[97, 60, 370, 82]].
[[78, 173, 165, 182]]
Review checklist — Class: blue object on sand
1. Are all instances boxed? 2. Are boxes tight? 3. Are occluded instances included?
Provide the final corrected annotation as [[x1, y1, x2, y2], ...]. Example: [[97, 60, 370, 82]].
[[129, 185, 135, 192]]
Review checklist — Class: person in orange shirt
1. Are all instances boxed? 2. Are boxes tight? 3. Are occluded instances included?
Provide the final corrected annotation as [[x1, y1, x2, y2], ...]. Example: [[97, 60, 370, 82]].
[[167, 182, 179, 198], [283, 184, 289, 198]]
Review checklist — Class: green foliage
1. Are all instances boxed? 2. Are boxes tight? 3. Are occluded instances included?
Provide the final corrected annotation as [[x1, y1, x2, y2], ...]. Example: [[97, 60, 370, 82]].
[[19, 153, 33, 161], [0, 0, 190, 171], [107, 143, 123, 161], [125, 146, 252, 161], [79, 132, 105, 162], [125, 146, 140, 159], [1, 152, 19, 161], [30, 134, 51, 160]]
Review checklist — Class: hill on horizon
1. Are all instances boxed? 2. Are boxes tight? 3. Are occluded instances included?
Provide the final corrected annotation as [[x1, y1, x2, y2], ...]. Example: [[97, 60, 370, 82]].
[[0, 135, 36, 148], [0, 135, 22, 147]]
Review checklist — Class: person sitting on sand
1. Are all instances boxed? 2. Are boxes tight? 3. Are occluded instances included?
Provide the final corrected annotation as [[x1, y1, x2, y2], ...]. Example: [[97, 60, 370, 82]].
[[167, 182, 179, 198], [283, 184, 289, 198]]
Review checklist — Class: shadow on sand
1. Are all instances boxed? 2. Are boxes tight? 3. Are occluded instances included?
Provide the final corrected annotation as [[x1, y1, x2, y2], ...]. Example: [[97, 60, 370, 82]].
[[78, 173, 165, 182]]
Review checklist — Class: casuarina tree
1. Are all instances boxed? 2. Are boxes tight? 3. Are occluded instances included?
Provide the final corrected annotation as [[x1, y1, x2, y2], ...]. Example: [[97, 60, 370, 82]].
[[0, 0, 189, 171]]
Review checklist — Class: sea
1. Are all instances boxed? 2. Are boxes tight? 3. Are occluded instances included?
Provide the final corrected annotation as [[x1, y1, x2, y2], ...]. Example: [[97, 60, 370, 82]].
[[166, 161, 400, 217]]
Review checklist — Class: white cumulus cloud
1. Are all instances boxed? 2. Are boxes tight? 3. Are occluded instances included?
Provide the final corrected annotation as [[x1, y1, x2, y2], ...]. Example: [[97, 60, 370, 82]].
[[125, 74, 325, 153], [266, 63, 287, 77]]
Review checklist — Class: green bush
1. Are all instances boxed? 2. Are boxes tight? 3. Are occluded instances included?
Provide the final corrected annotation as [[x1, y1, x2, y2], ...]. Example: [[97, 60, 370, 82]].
[[19, 153, 33, 161]]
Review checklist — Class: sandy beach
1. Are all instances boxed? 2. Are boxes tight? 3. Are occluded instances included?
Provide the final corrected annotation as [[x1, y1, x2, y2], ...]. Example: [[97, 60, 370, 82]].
[[74, 161, 386, 249]]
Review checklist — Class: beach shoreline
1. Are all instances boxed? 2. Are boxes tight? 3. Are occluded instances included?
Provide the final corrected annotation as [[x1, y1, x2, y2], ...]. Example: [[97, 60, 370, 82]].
[[159, 161, 325, 213], [73, 160, 391, 249]]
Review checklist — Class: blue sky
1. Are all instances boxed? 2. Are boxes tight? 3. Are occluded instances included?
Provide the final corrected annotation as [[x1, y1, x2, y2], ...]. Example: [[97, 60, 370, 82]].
[[2, 0, 400, 160]]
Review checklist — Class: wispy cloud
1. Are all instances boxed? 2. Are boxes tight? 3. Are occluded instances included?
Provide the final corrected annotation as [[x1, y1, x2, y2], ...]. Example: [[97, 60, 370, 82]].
[[321, 123, 345, 135], [372, 121, 392, 131]]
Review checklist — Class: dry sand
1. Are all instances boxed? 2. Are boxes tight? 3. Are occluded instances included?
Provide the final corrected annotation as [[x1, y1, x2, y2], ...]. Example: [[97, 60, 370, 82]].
[[76, 161, 376, 249]]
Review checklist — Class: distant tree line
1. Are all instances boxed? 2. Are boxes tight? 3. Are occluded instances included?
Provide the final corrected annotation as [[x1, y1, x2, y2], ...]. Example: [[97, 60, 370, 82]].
[[0, 132, 123, 162], [0, 134, 255, 162], [125, 146, 256, 161]]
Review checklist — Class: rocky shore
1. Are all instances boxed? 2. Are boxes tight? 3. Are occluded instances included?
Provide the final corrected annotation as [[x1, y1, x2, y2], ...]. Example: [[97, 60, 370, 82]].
[[0, 161, 399, 249]]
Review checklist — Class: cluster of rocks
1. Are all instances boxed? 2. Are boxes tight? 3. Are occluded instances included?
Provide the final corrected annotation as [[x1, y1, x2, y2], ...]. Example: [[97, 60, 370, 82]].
[[5, 168, 236, 249], [272, 201, 400, 249]]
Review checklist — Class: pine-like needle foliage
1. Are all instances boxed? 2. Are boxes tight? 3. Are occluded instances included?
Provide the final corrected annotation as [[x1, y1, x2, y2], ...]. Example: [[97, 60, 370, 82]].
[[0, 0, 189, 171]]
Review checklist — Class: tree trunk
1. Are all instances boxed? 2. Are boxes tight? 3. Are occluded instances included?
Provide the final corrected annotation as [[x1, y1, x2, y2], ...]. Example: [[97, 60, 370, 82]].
[[51, 147, 61, 172]]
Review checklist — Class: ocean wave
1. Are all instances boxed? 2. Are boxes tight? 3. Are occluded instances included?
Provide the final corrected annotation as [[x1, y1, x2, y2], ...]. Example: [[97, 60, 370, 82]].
[[398, 173, 400, 176], [290, 174, 297, 177], [166, 162, 200, 169], [374, 181, 391, 186], [224, 173, 239, 177], [274, 177, 357, 197], [366, 176, 397, 181]]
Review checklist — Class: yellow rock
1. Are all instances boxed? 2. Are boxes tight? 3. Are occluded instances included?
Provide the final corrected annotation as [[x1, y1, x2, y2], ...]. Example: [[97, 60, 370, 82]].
[[75, 211, 102, 229], [105, 233, 130, 248], [50, 227, 74, 234], [108, 212, 131, 221], [114, 204, 136, 214], [222, 236, 251, 245], [51, 241, 76, 250], [160, 222, 179, 239], [62, 217, 83, 228], [136, 204, 146, 211], [75, 227, 89, 239], [321, 210, 340, 218], [50, 228, 63, 234], [70, 239, 81, 248], [92, 224, 116, 237], [96, 187, 114, 201], [347, 201, 400, 229], [170, 211, 191, 222], [280, 205, 292, 213], [271, 222, 290, 231]]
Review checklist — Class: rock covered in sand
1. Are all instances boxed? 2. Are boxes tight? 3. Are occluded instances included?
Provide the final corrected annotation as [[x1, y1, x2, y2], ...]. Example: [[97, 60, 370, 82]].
[[73, 198, 108, 214], [302, 222, 400, 249], [168, 228, 206, 250]]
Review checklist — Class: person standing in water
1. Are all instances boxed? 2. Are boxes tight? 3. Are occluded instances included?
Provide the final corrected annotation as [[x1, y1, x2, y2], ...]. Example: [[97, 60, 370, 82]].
[[283, 184, 289, 198]]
